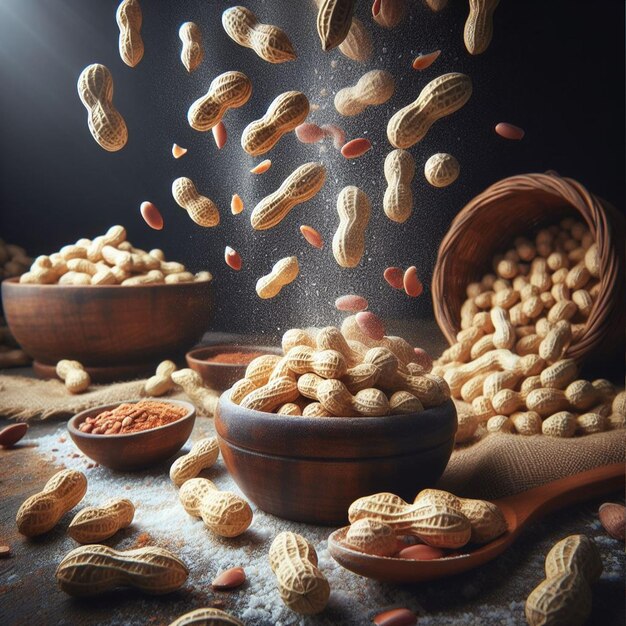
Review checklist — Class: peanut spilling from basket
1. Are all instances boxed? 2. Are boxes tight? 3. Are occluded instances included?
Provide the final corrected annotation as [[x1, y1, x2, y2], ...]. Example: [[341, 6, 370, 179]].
[[525, 534, 602, 626], [339, 487, 506, 557], [16, 469, 87, 537], [68, 499, 135, 543], [77, 64, 128, 152], [221, 6, 296, 63], [19, 226, 212, 286], [178, 477, 253, 538], [433, 218, 624, 440], [230, 323, 444, 417], [269, 531, 330, 615], [56, 545, 188, 596]]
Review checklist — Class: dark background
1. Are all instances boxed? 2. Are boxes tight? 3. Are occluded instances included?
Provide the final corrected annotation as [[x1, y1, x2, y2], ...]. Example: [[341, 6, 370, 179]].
[[0, 0, 623, 339]]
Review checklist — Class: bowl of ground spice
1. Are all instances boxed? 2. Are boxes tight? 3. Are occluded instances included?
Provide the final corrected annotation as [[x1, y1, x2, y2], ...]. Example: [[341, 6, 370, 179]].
[[67, 399, 195, 470], [186, 344, 282, 392]]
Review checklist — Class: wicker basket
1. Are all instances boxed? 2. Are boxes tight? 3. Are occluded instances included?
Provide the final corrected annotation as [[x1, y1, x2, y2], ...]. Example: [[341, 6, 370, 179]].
[[432, 172, 624, 365]]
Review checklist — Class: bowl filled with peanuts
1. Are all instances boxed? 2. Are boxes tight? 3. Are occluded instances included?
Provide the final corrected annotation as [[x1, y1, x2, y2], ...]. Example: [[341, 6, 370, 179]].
[[67, 399, 196, 470], [215, 322, 457, 526], [1, 225, 214, 382]]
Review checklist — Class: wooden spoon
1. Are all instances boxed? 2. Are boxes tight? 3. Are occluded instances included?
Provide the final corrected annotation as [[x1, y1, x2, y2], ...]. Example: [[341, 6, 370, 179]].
[[327, 462, 624, 583]]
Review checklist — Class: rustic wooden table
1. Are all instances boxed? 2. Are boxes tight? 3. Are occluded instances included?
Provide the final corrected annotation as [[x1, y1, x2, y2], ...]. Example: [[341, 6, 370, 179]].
[[1, 328, 624, 625]]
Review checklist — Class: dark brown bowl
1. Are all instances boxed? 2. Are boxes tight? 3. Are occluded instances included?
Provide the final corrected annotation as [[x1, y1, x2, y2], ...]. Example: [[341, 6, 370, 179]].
[[215, 392, 457, 526], [186, 345, 282, 391], [1, 277, 213, 382], [67, 399, 196, 471]]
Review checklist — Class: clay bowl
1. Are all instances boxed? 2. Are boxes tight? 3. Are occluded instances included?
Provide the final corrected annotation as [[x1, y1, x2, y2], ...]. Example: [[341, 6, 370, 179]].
[[1, 277, 213, 382], [215, 391, 457, 526], [186, 345, 282, 392], [67, 399, 196, 471]]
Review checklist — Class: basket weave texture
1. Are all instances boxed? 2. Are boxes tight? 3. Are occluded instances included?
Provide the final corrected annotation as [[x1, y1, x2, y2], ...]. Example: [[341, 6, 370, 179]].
[[432, 173, 624, 364]]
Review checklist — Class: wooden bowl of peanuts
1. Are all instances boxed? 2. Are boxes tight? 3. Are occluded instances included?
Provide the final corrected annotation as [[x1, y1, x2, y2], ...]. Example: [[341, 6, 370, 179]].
[[1, 225, 214, 382], [432, 173, 624, 368], [67, 399, 196, 470], [216, 393, 457, 526]]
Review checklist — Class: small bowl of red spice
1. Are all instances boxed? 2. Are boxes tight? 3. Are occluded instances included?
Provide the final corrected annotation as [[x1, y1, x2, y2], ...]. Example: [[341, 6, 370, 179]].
[[67, 399, 196, 471], [186, 344, 282, 392]]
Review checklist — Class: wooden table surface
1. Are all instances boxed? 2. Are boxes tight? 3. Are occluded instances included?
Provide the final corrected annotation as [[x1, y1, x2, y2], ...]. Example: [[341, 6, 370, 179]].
[[1, 329, 624, 625]]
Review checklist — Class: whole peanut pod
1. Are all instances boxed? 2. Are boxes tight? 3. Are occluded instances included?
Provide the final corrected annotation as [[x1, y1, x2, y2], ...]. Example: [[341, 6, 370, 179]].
[[178, 22, 203, 72], [316, 326, 361, 368], [332, 186, 371, 268], [172, 177, 220, 227], [539, 320, 572, 363], [464, 0, 499, 55], [170, 437, 220, 487], [144, 360, 177, 396], [245, 354, 282, 387], [241, 91, 310, 156], [525, 535, 602, 626], [282, 328, 316, 352], [240, 376, 300, 413], [56, 359, 91, 394], [334, 70, 395, 116], [56, 545, 188, 596], [87, 225, 126, 262], [256, 256, 300, 299], [389, 390, 424, 414], [68, 499, 135, 543], [251, 162, 326, 230], [286, 346, 347, 379], [179, 478, 253, 537], [17, 469, 87, 537], [116, 0, 143, 67], [169, 608, 244, 626], [316, 0, 356, 50], [77, 64, 128, 152], [269, 531, 330, 614], [338, 16, 373, 61], [222, 6, 296, 63], [424, 152, 460, 188], [387, 73, 472, 149], [187, 71, 252, 132], [383, 149, 415, 223], [342, 518, 397, 556], [526, 388, 570, 417]]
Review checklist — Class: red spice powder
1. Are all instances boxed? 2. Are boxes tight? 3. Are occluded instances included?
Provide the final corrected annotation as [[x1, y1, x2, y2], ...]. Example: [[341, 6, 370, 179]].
[[78, 401, 187, 435], [204, 351, 269, 365]]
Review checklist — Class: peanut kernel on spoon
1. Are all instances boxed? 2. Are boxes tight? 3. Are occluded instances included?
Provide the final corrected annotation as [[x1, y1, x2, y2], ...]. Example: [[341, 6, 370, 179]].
[[171, 143, 188, 158], [250, 159, 272, 174]]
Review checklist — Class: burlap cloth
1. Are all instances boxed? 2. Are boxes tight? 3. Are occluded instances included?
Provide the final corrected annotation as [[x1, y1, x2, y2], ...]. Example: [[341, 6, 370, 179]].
[[0, 374, 624, 501]]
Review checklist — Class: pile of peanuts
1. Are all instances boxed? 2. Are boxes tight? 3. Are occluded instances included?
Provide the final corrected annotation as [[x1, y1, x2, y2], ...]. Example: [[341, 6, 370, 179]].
[[0, 239, 31, 281], [19, 225, 212, 286], [340, 487, 507, 559], [432, 218, 625, 440], [230, 320, 448, 417]]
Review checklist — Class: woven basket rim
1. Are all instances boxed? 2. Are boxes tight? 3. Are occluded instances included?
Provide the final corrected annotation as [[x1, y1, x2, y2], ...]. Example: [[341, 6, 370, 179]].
[[431, 172, 623, 363]]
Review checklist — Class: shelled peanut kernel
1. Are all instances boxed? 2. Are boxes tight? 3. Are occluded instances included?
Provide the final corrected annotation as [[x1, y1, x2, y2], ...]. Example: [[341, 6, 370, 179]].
[[19, 226, 212, 286], [433, 219, 624, 439], [229, 324, 443, 417]]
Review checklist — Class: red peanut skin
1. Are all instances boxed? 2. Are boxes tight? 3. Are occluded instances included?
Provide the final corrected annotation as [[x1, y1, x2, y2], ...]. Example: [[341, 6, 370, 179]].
[[140, 201, 163, 230]]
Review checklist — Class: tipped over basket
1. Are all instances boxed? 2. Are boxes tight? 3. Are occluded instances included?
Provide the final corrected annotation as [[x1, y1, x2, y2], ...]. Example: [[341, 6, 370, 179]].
[[432, 173, 624, 367]]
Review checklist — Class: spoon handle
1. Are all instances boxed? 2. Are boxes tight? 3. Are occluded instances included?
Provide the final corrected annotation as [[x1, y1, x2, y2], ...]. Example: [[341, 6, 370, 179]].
[[497, 462, 624, 531]]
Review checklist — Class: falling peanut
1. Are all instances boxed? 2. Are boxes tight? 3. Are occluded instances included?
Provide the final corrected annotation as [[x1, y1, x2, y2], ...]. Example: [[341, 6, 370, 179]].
[[222, 6, 296, 63], [116, 0, 144, 68], [178, 22, 203, 72], [464, 0, 500, 55], [187, 71, 252, 132], [332, 186, 371, 268], [383, 149, 415, 223], [171, 177, 220, 227], [424, 153, 460, 187], [77, 64, 128, 152], [334, 70, 395, 116], [387, 73, 472, 149], [256, 257, 299, 299], [317, 0, 356, 51], [241, 91, 310, 156], [251, 162, 326, 230]]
